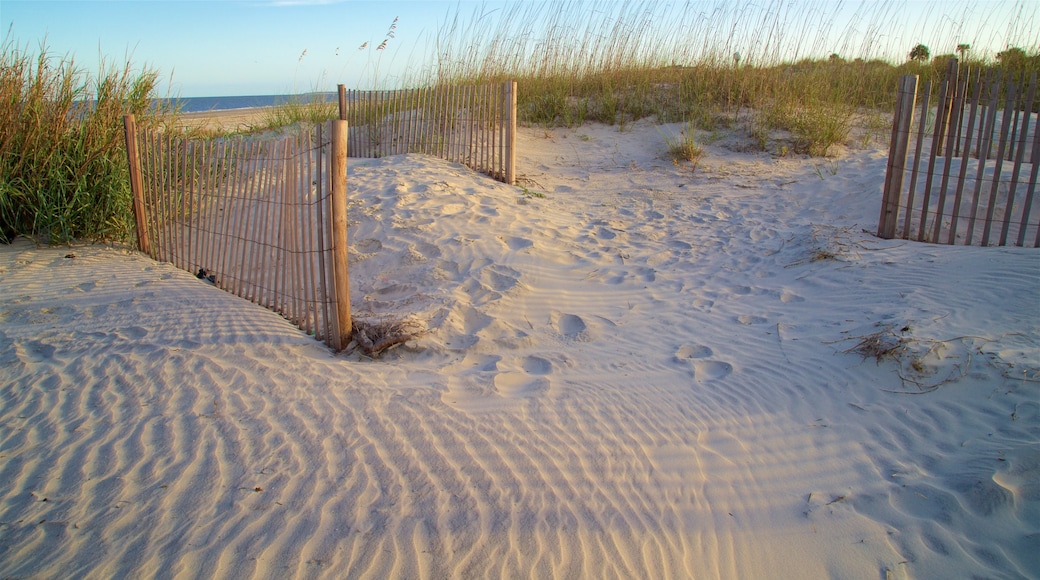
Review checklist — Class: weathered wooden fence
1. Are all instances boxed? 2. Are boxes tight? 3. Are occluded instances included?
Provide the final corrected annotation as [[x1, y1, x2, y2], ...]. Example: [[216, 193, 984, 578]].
[[123, 116, 353, 349], [879, 60, 1039, 246], [340, 81, 517, 184]]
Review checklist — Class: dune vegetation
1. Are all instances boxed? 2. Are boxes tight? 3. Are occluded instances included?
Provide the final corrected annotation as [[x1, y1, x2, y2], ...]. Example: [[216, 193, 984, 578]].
[[0, 36, 180, 244], [2, 0, 1038, 244]]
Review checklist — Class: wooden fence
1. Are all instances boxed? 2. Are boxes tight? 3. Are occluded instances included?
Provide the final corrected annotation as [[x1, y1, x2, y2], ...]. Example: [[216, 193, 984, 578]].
[[339, 81, 517, 184], [879, 60, 1039, 246], [123, 116, 353, 349]]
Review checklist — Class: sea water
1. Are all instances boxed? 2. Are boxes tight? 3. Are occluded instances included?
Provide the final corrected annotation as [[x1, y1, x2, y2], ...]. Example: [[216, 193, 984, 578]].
[[160, 92, 338, 113]]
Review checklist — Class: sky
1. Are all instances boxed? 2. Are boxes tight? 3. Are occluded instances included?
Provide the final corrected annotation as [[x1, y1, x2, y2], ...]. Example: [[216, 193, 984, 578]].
[[2, 0, 1037, 98]]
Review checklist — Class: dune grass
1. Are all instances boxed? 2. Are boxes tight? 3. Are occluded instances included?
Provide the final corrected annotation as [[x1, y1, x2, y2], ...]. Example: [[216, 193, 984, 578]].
[[0, 37, 175, 244], [416, 0, 1039, 156], [4, 1, 1038, 244]]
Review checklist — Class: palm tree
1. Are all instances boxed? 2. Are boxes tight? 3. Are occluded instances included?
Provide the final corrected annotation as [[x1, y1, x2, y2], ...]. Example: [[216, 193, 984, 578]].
[[909, 44, 930, 62]]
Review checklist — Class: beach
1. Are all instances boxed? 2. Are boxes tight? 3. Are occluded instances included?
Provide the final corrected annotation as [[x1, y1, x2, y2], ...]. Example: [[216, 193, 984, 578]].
[[1, 115, 1038, 578], [174, 107, 279, 133]]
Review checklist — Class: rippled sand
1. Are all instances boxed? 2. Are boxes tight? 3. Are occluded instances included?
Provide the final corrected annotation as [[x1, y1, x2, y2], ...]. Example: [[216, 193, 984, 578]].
[[1, 119, 1038, 578]]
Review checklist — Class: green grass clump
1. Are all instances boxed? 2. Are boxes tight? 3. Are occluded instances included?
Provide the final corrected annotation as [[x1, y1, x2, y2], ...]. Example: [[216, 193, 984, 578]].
[[252, 94, 338, 134], [0, 37, 174, 244], [664, 125, 704, 169]]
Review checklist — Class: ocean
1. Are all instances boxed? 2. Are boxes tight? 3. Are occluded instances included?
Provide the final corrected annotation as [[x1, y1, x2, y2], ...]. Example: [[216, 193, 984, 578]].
[[163, 92, 339, 113]]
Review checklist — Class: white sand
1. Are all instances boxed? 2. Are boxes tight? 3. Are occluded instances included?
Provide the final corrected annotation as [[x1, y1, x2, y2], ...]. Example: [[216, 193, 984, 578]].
[[2, 120, 1038, 578]]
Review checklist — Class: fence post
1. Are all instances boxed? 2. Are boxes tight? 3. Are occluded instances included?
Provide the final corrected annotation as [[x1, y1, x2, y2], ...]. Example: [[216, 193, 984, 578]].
[[338, 84, 347, 121], [504, 80, 517, 185], [122, 115, 151, 256], [878, 75, 918, 239], [331, 119, 352, 350]]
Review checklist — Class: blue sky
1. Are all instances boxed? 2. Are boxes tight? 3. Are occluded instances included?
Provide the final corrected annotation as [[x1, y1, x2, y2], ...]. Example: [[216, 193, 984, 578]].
[[2, 0, 1036, 98]]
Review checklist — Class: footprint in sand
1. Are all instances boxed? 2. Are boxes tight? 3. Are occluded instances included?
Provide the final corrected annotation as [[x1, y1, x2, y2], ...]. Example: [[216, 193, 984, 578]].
[[479, 265, 522, 292], [552, 312, 591, 341], [118, 326, 148, 341], [522, 355, 553, 375], [369, 283, 417, 300], [779, 289, 805, 303], [494, 355, 554, 397], [493, 373, 550, 397], [737, 314, 769, 325], [498, 236, 534, 251], [355, 238, 383, 253], [674, 344, 713, 361], [694, 360, 734, 380], [673, 344, 734, 381]]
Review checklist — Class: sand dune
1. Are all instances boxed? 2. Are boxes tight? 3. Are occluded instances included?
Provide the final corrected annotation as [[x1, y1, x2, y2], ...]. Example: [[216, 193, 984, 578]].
[[1, 120, 1038, 578]]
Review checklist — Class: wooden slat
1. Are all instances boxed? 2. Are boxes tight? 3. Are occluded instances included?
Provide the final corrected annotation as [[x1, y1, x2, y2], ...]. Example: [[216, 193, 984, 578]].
[[196, 138, 210, 278], [952, 66, 970, 158], [299, 128, 313, 334], [139, 128, 157, 258], [255, 140, 276, 309], [315, 122, 331, 342], [980, 77, 1019, 246], [917, 76, 954, 241], [1000, 73, 1036, 246], [1019, 86, 1040, 247], [287, 136, 301, 325], [965, 73, 1003, 243], [901, 81, 931, 239], [934, 58, 959, 153], [241, 138, 263, 302], [505, 80, 517, 185], [202, 139, 224, 287], [878, 74, 917, 239], [947, 68, 985, 244], [931, 67, 967, 243]]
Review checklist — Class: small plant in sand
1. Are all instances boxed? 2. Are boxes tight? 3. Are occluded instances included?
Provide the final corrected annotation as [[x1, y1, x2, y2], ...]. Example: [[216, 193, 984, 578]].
[[664, 125, 704, 170], [519, 186, 547, 199], [835, 323, 961, 393]]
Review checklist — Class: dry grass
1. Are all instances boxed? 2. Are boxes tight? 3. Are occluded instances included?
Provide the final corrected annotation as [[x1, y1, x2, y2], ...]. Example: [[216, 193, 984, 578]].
[[835, 323, 1039, 393], [351, 317, 426, 357]]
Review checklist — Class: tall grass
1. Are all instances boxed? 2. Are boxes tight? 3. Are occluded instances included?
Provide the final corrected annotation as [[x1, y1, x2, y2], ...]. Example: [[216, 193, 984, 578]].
[[0, 37, 173, 244], [408, 0, 1039, 155]]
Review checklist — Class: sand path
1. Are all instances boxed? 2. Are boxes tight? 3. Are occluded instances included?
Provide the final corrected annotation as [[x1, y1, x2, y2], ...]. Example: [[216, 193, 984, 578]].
[[2, 121, 1038, 578]]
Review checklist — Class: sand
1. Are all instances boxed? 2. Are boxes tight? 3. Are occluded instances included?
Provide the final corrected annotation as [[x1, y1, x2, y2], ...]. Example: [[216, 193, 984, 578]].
[[175, 108, 278, 133], [1, 117, 1038, 578]]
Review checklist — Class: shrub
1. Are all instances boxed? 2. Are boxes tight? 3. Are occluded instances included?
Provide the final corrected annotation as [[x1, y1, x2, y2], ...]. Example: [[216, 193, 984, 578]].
[[0, 38, 172, 244]]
